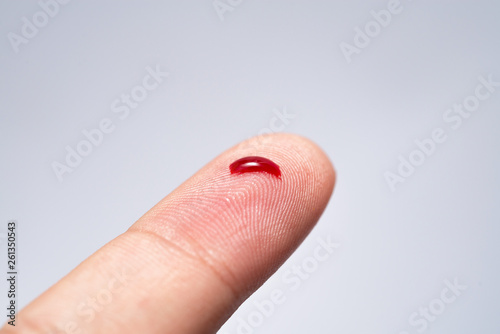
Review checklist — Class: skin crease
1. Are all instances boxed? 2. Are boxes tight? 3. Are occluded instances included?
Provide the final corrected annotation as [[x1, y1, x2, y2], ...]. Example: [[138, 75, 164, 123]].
[[2, 133, 336, 334]]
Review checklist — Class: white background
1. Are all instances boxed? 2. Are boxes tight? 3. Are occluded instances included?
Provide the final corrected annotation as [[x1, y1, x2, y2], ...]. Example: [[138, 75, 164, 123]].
[[1, 1, 499, 333]]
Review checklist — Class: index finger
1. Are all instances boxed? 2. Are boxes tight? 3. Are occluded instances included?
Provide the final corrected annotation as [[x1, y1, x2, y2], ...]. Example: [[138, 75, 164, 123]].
[[3, 133, 336, 334]]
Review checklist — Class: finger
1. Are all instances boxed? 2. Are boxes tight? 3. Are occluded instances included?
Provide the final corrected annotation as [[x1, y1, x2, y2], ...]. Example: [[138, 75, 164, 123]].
[[5, 133, 335, 334]]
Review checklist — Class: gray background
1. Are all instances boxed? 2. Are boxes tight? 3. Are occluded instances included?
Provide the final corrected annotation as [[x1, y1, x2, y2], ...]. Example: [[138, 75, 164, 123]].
[[1, 1, 499, 333]]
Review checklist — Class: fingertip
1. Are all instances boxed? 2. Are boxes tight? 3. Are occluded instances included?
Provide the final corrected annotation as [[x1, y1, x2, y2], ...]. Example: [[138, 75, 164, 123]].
[[134, 132, 336, 295]]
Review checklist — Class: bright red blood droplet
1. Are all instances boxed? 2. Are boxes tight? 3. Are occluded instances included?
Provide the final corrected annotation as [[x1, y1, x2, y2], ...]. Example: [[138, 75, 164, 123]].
[[229, 156, 281, 179]]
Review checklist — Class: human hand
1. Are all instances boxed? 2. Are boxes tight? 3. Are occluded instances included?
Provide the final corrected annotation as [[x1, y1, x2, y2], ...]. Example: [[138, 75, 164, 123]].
[[2, 133, 335, 334]]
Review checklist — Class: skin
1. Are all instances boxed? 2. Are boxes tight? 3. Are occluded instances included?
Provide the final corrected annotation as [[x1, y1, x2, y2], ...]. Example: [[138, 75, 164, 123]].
[[1, 133, 336, 334]]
